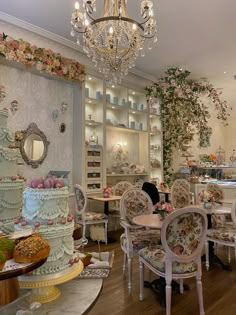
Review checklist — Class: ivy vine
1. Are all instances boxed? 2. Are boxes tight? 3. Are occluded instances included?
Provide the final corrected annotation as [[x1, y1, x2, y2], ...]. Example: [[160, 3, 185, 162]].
[[145, 67, 231, 185]]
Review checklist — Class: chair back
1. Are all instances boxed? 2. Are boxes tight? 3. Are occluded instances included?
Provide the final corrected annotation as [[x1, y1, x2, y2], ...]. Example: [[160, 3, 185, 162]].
[[120, 188, 153, 224], [161, 207, 207, 263], [206, 183, 223, 202], [112, 181, 134, 196], [74, 184, 87, 221], [171, 179, 191, 209], [142, 182, 160, 205], [231, 200, 236, 227]]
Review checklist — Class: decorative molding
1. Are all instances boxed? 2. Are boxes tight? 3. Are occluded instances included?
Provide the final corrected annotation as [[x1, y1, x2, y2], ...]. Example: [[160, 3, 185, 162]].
[[0, 11, 157, 84]]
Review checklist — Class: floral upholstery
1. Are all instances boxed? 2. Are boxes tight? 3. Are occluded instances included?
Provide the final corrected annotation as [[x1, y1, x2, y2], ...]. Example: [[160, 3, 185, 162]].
[[139, 245, 197, 273], [121, 230, 161, 251], [109, 181, 133, 215], [207, 227, 236, 242], [123, 190, 153, 224], [206, 183, 223, 202], [75, 186, 86, 213], [166, 212, 204, 257], [77, 212, 108, 222], [171, 179, 191, 209]]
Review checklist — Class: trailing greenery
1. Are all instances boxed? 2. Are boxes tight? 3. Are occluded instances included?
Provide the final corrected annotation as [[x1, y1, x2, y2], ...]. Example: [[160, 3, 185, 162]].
[[145, 67, 231, 185]]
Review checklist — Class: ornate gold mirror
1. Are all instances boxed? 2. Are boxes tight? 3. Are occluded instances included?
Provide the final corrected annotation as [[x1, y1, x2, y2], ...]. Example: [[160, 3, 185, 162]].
[[15, 123, 50, 168]]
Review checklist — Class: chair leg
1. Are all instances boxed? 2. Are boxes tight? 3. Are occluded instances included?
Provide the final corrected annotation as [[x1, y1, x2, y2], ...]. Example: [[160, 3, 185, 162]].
[[105, 222, 108, 245], [122, 253, 126, 275], [179, 279, 184, 294], [82, 223, 86, 240], [165, 277, 172, 315], [128, 257, 132, 293], [139, 260, 144, 301], [228, 247, 231, 264], [205, 240, 209, 271], [196, 272, 205, 315]]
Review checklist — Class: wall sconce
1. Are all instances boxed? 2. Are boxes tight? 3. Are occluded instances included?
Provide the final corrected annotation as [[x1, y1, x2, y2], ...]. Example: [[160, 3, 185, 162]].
[[52, 109, 59, 121], [61, 102, 68, 114], [10, 100, 19, 114]]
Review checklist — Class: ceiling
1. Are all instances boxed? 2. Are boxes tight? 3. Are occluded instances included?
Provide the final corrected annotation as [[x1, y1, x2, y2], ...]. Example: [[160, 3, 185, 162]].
[[0, 0, 236, 106]]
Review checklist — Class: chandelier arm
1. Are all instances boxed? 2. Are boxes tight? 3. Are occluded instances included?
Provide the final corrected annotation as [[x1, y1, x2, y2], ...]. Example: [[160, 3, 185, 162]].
[[139, 15, 152, 26], [90, 16, 144, 32]]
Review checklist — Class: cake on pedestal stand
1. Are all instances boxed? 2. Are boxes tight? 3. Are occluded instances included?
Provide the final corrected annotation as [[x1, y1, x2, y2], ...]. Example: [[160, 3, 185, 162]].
[[18, 260, 83, 303]]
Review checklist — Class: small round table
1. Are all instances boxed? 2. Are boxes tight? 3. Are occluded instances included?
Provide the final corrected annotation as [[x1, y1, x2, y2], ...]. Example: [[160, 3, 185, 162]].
[[0, 258, 47, 305], [132, 214, 163, 229]]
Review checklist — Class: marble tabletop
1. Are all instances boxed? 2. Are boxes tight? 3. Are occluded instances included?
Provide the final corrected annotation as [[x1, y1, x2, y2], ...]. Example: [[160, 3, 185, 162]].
[[132, 214, 163, 229], [39, 278, 103, 315]]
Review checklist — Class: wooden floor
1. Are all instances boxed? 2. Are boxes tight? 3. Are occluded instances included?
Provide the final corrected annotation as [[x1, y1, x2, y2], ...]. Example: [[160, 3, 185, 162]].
[[85, 230, 236, 315]]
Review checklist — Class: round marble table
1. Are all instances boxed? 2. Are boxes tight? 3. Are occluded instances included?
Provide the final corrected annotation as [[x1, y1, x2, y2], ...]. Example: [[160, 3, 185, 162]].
[[132, 213, 163, 229], [39, 278, 103, 315]]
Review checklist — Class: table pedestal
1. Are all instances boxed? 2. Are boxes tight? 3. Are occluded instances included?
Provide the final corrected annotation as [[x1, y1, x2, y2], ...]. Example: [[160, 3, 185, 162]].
[[0, 278, 19, 305], [19, 260, 84, 303]]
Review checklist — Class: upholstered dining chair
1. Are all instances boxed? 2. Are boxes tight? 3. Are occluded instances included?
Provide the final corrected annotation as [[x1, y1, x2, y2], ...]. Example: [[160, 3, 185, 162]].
[[109, 181, 134, 217], [170, 179, 192, 209], [139, 207, 207, 315], [205, 200, 236, 270], [120, 188, 161, 292], [206, 183, 229, 228], [74, 184, 108, 245]]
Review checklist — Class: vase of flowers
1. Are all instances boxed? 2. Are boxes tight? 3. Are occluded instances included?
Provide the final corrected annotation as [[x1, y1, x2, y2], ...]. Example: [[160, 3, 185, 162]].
[[198, 190, 215, 209], [153, 200, 173, 220], [103, 186, 111, 198]]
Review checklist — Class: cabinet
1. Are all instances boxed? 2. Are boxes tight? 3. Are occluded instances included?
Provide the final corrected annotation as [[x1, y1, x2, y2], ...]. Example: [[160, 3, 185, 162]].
[[81, 75, 163, 191]]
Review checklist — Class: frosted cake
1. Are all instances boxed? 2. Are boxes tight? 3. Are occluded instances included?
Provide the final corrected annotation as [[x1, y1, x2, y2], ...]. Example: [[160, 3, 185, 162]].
[[0, 109, 25, 233], [15, 179, 75, 275]]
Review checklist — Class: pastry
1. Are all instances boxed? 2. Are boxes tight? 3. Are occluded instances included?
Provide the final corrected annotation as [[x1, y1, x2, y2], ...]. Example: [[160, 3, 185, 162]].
[[0, 237, 15, 260], [13, 234, 50, 263]]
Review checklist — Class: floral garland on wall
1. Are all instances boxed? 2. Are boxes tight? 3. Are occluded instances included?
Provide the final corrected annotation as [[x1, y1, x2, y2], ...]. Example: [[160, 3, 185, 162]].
[[145, 67, 231, 185], [0, 33, 86, 82]]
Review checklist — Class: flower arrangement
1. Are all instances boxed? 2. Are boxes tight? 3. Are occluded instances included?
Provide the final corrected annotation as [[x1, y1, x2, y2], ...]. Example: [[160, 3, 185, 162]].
[[0, 32, 86, 83], [198, 190, 215, 203], [145, 67, 231, 186], [153, 200, 173, 219], [103, 186, 112, 198]]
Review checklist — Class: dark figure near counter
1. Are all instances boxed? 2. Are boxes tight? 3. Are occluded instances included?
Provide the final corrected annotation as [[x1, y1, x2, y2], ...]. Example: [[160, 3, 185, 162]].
[[142, 182, 160, 205]]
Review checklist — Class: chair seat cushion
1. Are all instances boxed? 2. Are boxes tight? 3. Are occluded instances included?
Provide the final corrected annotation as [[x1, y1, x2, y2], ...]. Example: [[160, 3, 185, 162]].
[[139, 245, 197, 274], [207, 227, 236, 242], [121, 230, 161, 251], [78, 212, 108, 221]]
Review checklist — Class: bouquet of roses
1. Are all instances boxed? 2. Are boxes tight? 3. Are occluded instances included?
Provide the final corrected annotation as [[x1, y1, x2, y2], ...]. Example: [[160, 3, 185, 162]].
[[103, 186, 111, 198], [198, 190, 215, 203], [153, 200, 173, 219]]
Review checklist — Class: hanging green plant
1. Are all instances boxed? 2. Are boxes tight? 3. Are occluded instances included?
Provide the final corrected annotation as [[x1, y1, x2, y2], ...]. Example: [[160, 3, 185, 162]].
[[145, 67, 231, 185]]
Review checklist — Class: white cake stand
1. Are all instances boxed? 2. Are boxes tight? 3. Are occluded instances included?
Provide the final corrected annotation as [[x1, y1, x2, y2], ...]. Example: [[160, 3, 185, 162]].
[[18, 260, 84, 303]]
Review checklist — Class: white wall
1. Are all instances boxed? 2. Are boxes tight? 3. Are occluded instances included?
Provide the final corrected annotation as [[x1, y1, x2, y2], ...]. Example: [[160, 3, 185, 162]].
[[0, 63, 74, 184]]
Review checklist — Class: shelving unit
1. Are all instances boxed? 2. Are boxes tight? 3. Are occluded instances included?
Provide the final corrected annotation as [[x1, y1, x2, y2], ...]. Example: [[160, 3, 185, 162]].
[[148, 98, 162, 187], [81, 75, 163, 191]]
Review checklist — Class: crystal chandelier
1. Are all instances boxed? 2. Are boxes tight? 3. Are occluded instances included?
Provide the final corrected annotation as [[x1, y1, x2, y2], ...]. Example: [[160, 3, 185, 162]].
[[70, 0, 157, 83]]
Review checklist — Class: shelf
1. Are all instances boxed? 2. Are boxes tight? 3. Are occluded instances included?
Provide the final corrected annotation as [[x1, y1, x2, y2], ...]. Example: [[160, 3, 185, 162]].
[[128, 109, 147, 115], [107, 173, 149, 177], [85, 120, 103, 127], [85, 97, 102, 105], [106, 125, 147, 133], [150, 131, 161, 135], [106, 103, 126, 110], [149, 113, 161, 118]]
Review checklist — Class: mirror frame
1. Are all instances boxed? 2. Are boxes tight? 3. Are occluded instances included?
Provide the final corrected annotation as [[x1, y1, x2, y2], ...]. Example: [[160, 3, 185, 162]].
[[15, 123, 50, 168]]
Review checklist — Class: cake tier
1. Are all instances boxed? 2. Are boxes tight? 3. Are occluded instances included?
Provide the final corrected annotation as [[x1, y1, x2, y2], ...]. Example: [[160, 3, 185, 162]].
[[22, 187, 70, 221], [0, 109, 8, 129], [15, 221, 75, 275], [0, 127, 15, 147], [0, 146, 18, 177], [0, 179, 25, 224]]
